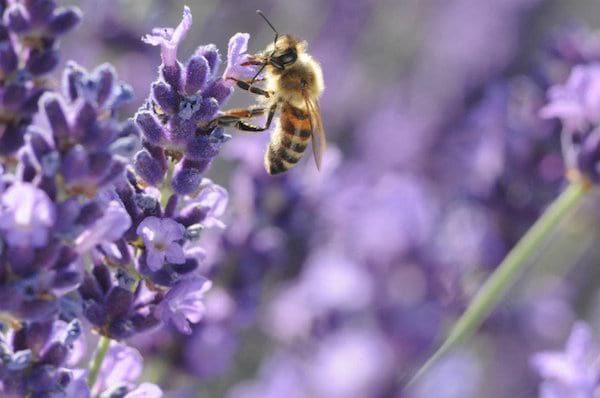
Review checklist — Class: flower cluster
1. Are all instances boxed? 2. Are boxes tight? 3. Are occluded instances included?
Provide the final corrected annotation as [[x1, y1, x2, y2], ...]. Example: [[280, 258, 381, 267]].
[[0, 0, 81, 156], [0, 2, 256, 396], [0, 319, 84, 397], [134, 6, 256, 195]]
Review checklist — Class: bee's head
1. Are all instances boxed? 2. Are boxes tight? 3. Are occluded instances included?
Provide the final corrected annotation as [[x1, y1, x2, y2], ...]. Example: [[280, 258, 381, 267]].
[[266, 35, 306, 70], [254, 11, 306, 71]]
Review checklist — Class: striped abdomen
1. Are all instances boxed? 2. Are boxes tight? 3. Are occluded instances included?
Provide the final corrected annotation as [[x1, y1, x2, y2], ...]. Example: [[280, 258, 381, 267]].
[[265, 102, 311, 175]]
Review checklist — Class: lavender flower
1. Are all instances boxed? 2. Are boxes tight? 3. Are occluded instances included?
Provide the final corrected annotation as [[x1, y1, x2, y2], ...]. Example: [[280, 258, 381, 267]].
[[531, 321, 600, 397], [134, 6, 257, 195], [137, 216, 186, 271], [92, 342, 162, 397], [541, 62, 600, 183], [0, 181, 55, 248], [154, 277, 212, 334], [141, 6, 192, 68], [78, 264, 161, 339], [0, 319, 85, 397], [540, 63, 600, 132], [0, 0, 81, 156], [223, 33, 261, 85]]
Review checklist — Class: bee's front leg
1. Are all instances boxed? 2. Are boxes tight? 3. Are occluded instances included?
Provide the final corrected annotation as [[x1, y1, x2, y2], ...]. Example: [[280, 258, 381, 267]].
[[226, 77, 273, 98], [210, 104, 276, 132]]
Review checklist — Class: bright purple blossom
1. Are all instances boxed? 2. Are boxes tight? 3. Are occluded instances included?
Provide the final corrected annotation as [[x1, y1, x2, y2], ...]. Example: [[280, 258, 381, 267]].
[[155, 277, 212, 334], [137, 216, 186, 271], [141, 5, 192, 67], [0, 182, 56, 248]]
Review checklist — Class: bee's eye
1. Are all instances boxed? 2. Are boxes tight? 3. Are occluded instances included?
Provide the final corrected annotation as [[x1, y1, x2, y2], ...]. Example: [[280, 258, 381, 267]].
[[277, 50, 297, 65]]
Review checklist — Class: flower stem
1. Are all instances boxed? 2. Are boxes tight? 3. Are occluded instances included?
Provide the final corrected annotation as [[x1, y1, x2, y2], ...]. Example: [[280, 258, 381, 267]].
[[87, 335, 110, 389], [408, 182, 587, 386]]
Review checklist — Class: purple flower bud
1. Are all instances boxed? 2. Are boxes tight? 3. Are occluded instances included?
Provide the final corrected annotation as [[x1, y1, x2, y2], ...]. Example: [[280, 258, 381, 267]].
[[136, 216, 186, 271], [135, 111, 165, 145], [184, 55, 209, 95], [160, 62, 182, 92], [47, 7, 81, 36], [62, 61, 85, 101], [60, 145, 89, 183], [4, 4, 30, 33], [195, 44, 221, 78], [203, 79, 233, 105], [94, 63, 116, 107], [0, 182, 56, 248], [152, 81, 179, 115], [41, 93, 70, 141], [186, 127, 228, 160], [25, 0, 56, 25], [106, 287, 135, 318], [1, 83, 27, 111], [26, 48, 60, 76], [73, 101, 97, 139], [154, 277, 212, 334], [0, 42, 18, 75], [0, 124, 27, 156], [134, 147, 167, 186], [142, 6, 192, 67], [171, 159, 208, 195]]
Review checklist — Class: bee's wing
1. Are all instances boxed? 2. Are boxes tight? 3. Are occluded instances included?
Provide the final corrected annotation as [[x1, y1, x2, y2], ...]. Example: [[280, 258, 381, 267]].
[[303, 89, 327, 170]]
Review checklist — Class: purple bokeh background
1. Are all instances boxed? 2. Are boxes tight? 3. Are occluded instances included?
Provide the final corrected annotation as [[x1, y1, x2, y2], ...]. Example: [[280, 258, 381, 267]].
[[48, 0, 600, 397]]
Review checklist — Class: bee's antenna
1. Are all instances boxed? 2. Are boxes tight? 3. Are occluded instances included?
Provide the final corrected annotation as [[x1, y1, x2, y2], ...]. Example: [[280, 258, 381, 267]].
[[256, 10, 278, 45]]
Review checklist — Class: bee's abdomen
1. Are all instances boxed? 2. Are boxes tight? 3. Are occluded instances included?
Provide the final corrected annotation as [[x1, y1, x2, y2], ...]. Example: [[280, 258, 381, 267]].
[[264, 103, 311, 175]]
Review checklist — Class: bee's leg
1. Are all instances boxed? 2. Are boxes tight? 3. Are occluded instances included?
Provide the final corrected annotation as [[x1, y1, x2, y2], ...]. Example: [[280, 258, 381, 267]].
[[227, 77, 273, 98], [212, 104, 276, 132]]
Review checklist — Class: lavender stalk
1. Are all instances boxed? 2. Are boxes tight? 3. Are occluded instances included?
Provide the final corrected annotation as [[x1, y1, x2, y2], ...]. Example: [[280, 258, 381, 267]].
[[87, 335, 110, 388], [410, 182, 587, 384]]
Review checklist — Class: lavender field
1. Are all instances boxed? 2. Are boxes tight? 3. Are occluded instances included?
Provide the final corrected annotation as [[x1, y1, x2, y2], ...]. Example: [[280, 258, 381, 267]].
[[2, 0, 600, 397]]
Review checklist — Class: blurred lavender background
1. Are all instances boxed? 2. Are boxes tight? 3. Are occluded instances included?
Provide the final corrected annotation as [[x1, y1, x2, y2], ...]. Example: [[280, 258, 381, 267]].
[[59, 0, 600, 396]]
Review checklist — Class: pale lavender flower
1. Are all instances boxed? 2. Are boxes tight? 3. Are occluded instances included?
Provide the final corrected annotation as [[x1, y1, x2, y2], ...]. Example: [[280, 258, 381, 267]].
[[154, 277, 212, 334], [137, 216, 186, 271], [141, 5, 192, 67], [75, 199, 131, 254], [178, 179, 229, 229], [94, 342, 162, 397], [540, 63, 600, 132], [531, 321, 600, 398], [125, 383, 164, 398], [0, 182, 56, 248], [223, 33, 261, 86]]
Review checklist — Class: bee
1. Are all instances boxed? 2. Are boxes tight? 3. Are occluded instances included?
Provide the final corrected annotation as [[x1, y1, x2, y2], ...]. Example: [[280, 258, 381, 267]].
[[212, 11, 326, 175]]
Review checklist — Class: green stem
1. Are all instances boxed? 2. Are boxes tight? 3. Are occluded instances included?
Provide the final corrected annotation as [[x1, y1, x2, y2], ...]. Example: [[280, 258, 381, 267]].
[[409, 182, 587, 385], [87, 335, 111, 389]]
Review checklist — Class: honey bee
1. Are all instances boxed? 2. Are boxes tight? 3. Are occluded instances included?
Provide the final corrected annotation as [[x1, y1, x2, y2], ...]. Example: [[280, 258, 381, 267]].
[[212, 11, 326, 175]]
